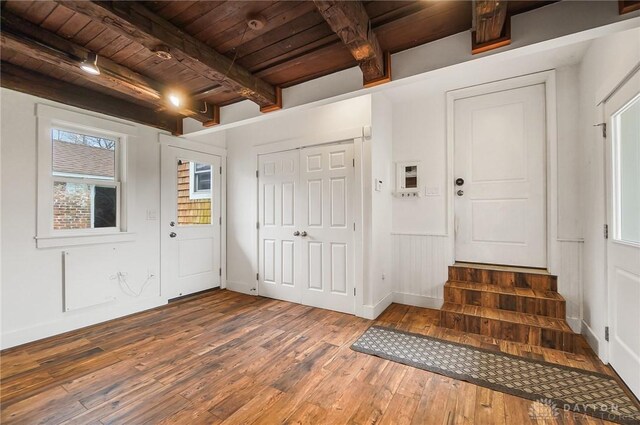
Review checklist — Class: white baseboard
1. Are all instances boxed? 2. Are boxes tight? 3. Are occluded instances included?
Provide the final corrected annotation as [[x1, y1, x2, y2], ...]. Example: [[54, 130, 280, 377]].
[[361, 292, 443, 320], [225, 280, 253, 295], [393, 292, 443, 310], [1, 297, 167, 350], [582, 320, 606, 361], [361, 292, 394, 320], [567, 317, 581, 334]]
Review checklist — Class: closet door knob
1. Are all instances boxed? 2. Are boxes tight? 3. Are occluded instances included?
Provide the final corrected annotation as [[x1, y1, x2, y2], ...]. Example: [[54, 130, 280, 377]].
[[457, 190, 464, 197], [293, 231, 300, 236], [300, 231, 308, 237]]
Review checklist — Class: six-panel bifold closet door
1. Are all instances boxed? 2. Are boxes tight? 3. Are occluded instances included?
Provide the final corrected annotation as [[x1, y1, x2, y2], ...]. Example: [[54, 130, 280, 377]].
[[258, 142, 355, 314]]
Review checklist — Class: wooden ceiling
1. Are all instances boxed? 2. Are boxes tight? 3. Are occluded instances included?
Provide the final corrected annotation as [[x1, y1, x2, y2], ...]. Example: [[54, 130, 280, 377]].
[[0, 1, 556, 134]]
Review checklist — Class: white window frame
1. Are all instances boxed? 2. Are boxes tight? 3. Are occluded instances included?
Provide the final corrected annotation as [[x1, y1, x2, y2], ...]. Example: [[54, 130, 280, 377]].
[[188, 161, 212, 200], [36, 104, 136, 248]]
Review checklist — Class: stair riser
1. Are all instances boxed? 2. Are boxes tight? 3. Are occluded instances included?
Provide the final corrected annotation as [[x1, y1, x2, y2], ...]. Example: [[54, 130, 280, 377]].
[[449, 267, 557, 291], [444, 286, 566, 318], [439, 311, 575, 352]]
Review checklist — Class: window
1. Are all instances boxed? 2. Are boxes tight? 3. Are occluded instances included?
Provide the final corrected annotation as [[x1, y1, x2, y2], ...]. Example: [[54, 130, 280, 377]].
[[612, 93, 640, 244], [189, 162, 212, 200], [35, 104, 135, 248], [51, 128, 120, 231]]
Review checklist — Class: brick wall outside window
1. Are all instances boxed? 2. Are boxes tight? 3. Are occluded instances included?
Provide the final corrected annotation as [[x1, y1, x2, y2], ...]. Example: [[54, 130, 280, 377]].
[[53, 182, 91, 229]]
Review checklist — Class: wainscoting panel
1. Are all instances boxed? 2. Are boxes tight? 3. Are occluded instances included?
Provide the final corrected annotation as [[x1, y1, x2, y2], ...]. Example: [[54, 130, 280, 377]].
[[556, 241, 583, 331], [392, 234, 450, 307], [391, 235, 583, 332]]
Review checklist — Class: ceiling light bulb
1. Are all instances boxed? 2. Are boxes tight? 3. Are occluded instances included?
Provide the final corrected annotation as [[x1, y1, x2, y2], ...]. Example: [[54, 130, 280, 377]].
[[168, 94, 181, 108], [80, 52, 100, 75]]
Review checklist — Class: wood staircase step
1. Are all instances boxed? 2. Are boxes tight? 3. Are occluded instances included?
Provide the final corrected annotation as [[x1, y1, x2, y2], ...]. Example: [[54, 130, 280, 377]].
[[439, 302, 576, 352], [449, 264, 557, 291], [444, 280, 566, 318]]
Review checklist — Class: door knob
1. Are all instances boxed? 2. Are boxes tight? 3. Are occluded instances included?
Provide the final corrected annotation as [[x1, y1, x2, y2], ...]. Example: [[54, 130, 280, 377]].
[[455, 178, 464, 186], [293, 231, 300, 236], [169, 221, 175, 227], [169, 232, 177, 238], [457, 190, 464, 197], [300, 231, 308, 237]]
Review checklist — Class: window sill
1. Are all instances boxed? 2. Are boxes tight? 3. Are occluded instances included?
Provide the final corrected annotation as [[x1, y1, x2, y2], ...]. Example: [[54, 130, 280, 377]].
[[36, 232, 136, 248]]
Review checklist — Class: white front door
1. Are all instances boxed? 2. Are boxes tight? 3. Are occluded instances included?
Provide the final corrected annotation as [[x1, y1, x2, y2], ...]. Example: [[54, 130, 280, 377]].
[[161, 145, 221, 299], [454, 84, 547, 268], [605, 69, 640, 399], [258, 143, 355, 314]]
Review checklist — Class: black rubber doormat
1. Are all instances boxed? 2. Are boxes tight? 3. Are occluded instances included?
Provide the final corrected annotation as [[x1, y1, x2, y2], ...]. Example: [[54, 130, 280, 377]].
[[351, 326, 640, 424]]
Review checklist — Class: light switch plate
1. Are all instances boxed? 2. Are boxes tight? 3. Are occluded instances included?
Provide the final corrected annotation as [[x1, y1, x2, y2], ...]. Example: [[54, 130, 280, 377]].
[[375, 179, 383, 192], [425, 186, 440, 196]]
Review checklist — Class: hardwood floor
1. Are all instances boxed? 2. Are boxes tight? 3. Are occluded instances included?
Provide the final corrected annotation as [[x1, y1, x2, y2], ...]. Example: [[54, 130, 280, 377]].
[[0, 290, 625, 424]]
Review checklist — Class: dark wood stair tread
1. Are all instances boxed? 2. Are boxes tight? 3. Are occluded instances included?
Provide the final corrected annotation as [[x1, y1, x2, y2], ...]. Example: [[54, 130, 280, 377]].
[[449, 265, 558, 291], [440, 302, 573, 333], [446, 280, 564, 301]]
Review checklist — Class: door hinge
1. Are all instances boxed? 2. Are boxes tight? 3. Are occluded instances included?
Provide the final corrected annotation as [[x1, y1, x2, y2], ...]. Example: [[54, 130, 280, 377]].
[[256, 222, 260, 229], [353, 158, 355, 167], [605, 326, 610, 342], [256, 170, 259, 178], [604, 224, 609, 239], [220, 166, 222, 175], [219, 268, 222, 276], [256, 273, 259, 281], [353, 288, 356, 296], [594, 122, 607, 138], [353, 222, 356, 231], [219, 217, 222, 225]]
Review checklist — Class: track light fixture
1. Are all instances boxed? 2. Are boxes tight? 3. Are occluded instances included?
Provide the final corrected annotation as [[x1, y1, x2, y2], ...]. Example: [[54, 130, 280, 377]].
[[168, 93, 181, 108], [80, 52, 100, 75]]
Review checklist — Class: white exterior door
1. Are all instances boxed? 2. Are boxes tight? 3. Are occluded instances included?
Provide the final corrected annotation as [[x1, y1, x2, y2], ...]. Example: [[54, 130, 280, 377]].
[[161, 146, 221, 299], [605, 70, 640, 399], [258, 143, 355, 314], [454, 84, 547, 268], [258, 150, 301, 303]]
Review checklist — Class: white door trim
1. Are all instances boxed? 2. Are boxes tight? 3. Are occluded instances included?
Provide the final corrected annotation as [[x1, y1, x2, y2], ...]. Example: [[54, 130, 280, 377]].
[[446, 70, 559, 273], [159, 134, 227, 291], [252, 137, 365, 317]]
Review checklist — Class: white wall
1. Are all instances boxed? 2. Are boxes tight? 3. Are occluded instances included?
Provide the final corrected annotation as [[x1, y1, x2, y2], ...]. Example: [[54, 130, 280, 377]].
[[367, 94, 394, 310], [0, 89, 168, 349], [578, 27, 640, 359], [222, 95, 373, 296]]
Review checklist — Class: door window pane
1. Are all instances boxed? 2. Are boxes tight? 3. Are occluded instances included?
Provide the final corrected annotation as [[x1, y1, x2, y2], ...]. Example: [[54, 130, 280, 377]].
[[177, 160, 212, 225], [614, 94, 640, 244]]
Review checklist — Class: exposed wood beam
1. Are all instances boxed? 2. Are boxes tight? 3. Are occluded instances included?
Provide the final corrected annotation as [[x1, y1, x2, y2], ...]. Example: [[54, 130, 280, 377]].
[[619, 1, 640, 14], [56, 0, 281, 111], [0, 61, 180, 135], [471, 0, 511, 54], [0, 10, 217, 125], [313, 0, 390, 86]]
